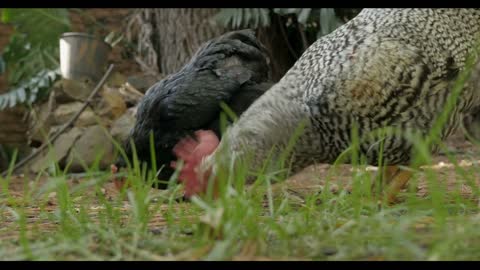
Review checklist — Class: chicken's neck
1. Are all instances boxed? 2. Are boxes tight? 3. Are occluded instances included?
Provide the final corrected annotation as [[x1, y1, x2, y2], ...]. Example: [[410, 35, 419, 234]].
[[201, 81, 313, 182]]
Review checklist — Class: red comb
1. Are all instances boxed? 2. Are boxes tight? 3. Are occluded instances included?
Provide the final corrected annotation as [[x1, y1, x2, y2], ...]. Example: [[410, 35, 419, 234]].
[[172, 130, 219, 197]]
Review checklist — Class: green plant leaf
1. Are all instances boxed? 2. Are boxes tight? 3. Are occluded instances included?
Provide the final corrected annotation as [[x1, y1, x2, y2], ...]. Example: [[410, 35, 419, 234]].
[[0, 97, 6, 110], [0, 9, 70, 110], [235, 9, 243, 29], [273, 8, 301, 16], [252, 8, 259, 27], [297, 8, 312, 25], [15, 87, 26, 103], [1, 8, 11, 23], [8, 91, 17, 108], [0, 68, 60, 110], [214, 8, 271, 29], [259, 9, 270, 27], [319, 8, 343, 37], [5, 9, 70, 48], [2, 9, 69, 86], [214, 9, 232, 28], [244, 8, 252, 28]]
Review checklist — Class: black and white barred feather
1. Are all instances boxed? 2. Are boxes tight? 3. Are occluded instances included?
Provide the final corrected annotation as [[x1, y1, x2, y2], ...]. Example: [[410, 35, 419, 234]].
[[202, 8, 480, 178]]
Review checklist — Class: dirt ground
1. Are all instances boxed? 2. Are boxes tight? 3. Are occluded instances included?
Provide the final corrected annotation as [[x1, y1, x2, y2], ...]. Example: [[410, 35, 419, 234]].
[[1, 130, 480, 242]]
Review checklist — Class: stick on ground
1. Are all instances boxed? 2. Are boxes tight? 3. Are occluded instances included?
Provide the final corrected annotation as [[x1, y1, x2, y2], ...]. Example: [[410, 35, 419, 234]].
[[1, 64, 115, 177]]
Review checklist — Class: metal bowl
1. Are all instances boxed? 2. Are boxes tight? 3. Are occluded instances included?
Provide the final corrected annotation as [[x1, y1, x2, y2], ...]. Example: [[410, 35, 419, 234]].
[[59, 32, 111, 82]]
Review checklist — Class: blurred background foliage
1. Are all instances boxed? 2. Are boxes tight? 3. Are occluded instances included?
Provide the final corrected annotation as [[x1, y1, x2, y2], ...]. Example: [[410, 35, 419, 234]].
[[214, 8, 361, 54], [0, 9, 70, 110], [0, 8, 361, 168], [0, 8, 362, 111]]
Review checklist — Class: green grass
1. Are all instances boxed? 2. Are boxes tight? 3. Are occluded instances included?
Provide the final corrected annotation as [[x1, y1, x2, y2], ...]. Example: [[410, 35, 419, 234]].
[[1, 109, 480, 260], [0, 147, 480, 260], [1, 35, 480, 262]]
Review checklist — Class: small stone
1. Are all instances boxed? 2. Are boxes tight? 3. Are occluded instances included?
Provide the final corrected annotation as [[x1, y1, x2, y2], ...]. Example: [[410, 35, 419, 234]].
[[29, 90, 56, 145], [74, 109, 98, 127], [95, 86, 127, 121], [126, 74, 160, 93], [47, 192, 57, 206], [52, 80, 76, 103], [106, 72, 127, 88], [61, 79, 95, 101], [119, 84, 144, 107], [322, 247, 338, 256], [66, 125, 117, 172], [150, 228, 163, 235], [30, 127, 84, 172], [53, 102, 98, 127], [110, 107, 136, 143]]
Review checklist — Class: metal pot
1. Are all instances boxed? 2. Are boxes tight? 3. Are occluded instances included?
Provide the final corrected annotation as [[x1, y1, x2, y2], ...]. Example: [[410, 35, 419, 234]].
[[59, 32, 111, 82]]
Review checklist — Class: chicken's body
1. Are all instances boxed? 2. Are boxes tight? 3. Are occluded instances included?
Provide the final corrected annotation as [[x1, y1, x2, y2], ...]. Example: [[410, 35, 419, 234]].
[[190, 9, 480, 190]]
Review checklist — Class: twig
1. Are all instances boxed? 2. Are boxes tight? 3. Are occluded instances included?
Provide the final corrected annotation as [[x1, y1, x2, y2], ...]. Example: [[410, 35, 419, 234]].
[[1, 64, 115, 177], [124, 82, 147, 97]]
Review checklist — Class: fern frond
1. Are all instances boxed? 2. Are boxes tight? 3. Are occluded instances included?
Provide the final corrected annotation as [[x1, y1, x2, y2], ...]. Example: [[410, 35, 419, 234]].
[[0, 9, 70, 110], [214, 8, 271, 29], [318, 9, 344, 37], [0, 68, 60, 110], [3, 8, 70, 48]]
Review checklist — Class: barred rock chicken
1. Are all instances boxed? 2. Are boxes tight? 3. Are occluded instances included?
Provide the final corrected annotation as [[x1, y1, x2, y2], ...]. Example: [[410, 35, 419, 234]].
[[112, 29, 272, 188], [173, 9, 480, 202]]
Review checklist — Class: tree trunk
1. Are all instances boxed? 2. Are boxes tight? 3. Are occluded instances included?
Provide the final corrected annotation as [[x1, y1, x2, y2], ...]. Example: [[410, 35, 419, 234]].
[[126, 8, 295, 82], [127, 8, 226, 76]]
